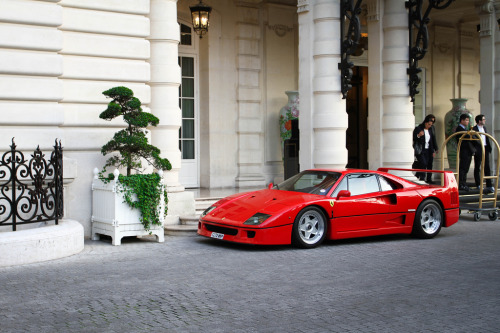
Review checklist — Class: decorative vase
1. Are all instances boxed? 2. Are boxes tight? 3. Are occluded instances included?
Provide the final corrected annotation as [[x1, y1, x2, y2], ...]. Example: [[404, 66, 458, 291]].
[[279, 91, 299, 157], [444, 98, 473, 169]]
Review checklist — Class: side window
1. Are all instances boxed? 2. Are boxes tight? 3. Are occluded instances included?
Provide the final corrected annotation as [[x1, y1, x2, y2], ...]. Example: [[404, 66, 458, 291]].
[[379, 176, 397, 191], [348, 174, 380, 196], [331, 177, 347, 198]]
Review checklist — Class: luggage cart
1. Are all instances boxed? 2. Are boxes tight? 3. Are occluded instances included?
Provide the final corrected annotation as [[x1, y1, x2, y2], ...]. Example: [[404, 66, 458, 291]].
[[441, 130, 500, 221]]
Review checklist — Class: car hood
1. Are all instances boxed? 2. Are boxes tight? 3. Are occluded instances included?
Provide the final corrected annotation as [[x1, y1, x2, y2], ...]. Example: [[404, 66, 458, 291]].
[[202, 189, 320, 226]]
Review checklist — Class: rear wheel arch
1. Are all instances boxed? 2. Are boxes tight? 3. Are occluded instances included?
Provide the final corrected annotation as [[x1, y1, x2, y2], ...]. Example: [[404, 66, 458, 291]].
[[412, 198, 443, 238], [419, 196, 446, 225]]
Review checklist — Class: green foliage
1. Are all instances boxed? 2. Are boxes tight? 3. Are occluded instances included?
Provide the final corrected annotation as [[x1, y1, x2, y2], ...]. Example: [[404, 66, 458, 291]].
[[99, 86, 172, 230], [100, 86, 172, 176], [116, 174, 168, 231]]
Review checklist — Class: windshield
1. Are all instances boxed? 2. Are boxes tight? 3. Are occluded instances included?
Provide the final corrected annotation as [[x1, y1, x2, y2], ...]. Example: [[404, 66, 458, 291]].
[[275, 171, 341, 195]]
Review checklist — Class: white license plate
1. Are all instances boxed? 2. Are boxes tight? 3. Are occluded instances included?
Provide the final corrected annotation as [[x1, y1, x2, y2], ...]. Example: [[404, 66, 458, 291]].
[[211, 232, 224, 240]]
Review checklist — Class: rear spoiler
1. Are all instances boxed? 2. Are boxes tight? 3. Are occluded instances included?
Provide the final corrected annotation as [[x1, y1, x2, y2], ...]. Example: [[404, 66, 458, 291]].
[[377, 167, 456, 187]]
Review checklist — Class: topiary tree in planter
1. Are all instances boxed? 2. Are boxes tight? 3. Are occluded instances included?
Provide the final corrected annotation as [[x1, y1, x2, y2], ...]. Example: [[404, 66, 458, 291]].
[[91, 86, 172, 244], [99, 86, 171, 176]]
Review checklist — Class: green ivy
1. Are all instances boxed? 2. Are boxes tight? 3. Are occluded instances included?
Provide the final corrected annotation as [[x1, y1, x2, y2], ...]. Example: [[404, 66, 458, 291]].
[[105, 173, 168, 231]]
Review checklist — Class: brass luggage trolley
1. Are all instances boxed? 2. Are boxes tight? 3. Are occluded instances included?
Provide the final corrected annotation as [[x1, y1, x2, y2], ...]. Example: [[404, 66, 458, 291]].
[[441, 130, 500, 221]]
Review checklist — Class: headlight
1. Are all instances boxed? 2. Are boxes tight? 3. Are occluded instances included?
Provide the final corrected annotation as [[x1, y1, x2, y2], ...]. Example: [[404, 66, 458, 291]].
[[200, 206, 216, 218], [243, 213, 272, 225]]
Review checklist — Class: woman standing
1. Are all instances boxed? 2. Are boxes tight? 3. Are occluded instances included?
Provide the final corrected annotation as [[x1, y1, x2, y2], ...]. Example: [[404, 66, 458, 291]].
[[413, 115, 438, 183]]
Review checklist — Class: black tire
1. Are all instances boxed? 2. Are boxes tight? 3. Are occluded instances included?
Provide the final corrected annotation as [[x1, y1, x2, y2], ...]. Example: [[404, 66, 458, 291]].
[[488, 211, 498, 221], [474, 212, 481, 221], [412, 199, 442, 239], [291, 207, 327, 248]]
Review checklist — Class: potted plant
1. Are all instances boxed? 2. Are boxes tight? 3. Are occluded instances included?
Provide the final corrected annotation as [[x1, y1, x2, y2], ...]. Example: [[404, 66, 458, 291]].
[[91, 86, 172, 245]]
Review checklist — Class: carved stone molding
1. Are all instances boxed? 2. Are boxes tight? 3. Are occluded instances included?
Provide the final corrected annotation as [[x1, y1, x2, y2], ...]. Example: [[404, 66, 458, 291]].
[[434, 42, 452, 54], [476, 0, 494, 36], [267, 24, 294, 37], [460, 29, 475, 38], [366, 0, 379, 22], [298, 0, 309, 13], [475, 0, 494, 15]]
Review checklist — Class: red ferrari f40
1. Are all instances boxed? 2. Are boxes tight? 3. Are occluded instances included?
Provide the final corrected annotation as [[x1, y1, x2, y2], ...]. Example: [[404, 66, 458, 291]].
[[198, 168, 460, 248]]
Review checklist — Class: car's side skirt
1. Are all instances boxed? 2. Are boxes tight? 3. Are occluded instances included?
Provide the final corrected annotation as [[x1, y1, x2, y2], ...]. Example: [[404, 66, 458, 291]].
[[329, 226, 412, 240]]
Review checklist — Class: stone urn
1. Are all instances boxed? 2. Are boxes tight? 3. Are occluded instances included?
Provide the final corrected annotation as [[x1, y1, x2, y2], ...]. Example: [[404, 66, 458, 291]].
[[444, 98, 473, 169]]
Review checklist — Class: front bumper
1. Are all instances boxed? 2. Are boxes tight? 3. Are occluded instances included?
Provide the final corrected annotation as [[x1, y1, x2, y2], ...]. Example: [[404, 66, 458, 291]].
[[198, 220, 293, 245]]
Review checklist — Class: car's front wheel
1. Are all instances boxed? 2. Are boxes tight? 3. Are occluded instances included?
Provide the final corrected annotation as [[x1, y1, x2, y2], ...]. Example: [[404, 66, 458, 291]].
[[292, 207, 327, 248], [412, 199, 442, 238]]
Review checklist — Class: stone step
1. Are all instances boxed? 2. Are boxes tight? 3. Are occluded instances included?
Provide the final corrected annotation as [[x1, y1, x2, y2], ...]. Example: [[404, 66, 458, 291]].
[[179, 215, 199, 225], [166, 197, 223, 236], [195, 197, 221, 215], [164, 224, 198, 236]]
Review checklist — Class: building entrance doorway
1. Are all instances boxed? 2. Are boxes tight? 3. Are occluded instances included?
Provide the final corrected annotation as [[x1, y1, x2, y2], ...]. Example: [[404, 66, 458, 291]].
[[346, 66, 368, 169]]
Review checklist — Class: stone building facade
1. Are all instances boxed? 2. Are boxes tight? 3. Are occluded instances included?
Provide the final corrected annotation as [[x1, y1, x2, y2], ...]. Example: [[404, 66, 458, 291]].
[[0, 0, 498, 237]]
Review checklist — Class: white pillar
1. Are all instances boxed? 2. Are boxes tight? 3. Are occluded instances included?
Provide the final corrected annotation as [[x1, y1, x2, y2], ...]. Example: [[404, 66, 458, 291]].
[[235, 0, 266, 187], [495, 9, 500, 157], [298, 0, 314, 170], [478, 1, 495, 133], [367, 0, 383, 169], [477, 1, 498, 170], [381, 0, 413, 169], [149, 0, 194, 223], [299, 0, 347, 170]]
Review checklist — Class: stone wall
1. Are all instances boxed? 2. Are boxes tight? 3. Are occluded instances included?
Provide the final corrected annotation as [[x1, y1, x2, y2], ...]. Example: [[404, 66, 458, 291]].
[[0, 0, 152, 236]]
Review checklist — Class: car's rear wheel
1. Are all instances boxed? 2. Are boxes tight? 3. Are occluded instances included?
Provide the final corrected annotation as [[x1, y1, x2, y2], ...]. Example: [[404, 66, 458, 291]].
[[292, 207, 327, 248], [412, 199, 442, 239]]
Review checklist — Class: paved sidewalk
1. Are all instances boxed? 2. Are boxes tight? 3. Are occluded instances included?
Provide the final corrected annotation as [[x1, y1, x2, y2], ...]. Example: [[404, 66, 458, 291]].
[[1, 218, 499, 333]]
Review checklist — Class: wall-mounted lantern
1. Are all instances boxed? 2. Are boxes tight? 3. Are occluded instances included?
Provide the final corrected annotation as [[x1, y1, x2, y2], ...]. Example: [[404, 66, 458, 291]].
[[190, 0, 212, 38]]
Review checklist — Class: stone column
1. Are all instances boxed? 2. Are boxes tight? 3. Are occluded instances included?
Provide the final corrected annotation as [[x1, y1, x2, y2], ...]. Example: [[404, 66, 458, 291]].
[[381, 0, 413, 170], [149, 0, 194, 224], [366, 0, 383, 169], [495, 8, 500, 158], [477, 1, 498, 163], [298, 0, 314, 170], [299, 0, 347, 170], [235, 0, 266, 187]]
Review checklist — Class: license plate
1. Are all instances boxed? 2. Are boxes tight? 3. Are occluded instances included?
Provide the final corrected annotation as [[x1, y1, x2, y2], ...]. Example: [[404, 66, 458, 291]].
[[211, 232, 224, 240]]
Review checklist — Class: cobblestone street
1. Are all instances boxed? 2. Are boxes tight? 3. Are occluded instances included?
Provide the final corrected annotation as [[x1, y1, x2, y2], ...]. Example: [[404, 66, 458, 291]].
[[1, 218, 499, 332]]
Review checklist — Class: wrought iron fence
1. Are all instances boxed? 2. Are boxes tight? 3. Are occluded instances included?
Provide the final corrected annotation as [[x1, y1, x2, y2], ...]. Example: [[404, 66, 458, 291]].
[[0, 138, 63, 231]]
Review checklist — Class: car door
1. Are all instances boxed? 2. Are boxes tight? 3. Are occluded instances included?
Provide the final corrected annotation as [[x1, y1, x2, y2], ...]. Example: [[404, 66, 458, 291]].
[[331, 173, 391, 233]]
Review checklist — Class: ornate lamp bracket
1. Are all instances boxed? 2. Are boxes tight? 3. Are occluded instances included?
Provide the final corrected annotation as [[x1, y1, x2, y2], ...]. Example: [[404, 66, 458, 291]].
[[339, 0, 363, 99], [406, 0, 454, 102]]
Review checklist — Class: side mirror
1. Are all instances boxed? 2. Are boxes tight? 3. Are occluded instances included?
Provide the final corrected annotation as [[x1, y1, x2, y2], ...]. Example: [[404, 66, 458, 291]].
[[336, 190, 351, 200], [268, 183, 273, 189]]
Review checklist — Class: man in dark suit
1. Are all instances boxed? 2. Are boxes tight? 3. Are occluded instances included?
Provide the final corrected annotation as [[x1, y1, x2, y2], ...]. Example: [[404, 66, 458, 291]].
[[473, 114, 494, 194], [455, 113, 475, 191]]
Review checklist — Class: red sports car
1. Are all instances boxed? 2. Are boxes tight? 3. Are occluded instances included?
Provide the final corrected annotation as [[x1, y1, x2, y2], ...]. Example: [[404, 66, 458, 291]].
[[198, 168, 460, 248]]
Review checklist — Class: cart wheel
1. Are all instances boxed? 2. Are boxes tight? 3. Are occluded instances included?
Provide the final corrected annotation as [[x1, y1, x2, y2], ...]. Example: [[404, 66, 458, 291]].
[[473, 212, 481, 221], [459, 209, 461, 216], [488, 211, 498, 221]]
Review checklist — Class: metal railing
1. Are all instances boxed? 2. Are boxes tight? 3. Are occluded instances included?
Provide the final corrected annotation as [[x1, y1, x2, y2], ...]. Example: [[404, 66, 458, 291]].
[[0, 138, 63, 231]]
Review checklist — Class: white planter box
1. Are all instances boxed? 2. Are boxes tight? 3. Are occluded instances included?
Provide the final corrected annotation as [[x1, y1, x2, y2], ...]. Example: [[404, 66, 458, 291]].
[[91, 169, 165, 245]]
